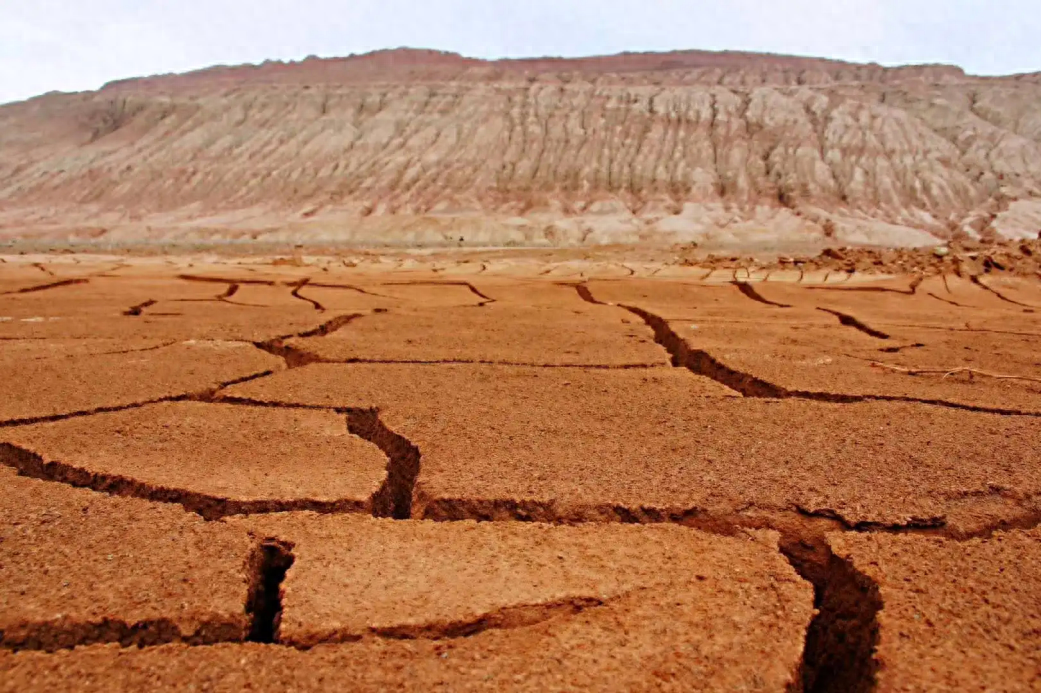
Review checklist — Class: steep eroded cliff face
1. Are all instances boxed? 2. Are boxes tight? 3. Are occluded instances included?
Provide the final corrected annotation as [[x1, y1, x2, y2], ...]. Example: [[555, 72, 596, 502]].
[[2, 48, 1041, 246]]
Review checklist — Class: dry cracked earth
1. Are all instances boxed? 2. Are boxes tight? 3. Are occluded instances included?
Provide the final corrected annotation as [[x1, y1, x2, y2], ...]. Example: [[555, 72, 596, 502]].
[[1, 253, 1040, 692]]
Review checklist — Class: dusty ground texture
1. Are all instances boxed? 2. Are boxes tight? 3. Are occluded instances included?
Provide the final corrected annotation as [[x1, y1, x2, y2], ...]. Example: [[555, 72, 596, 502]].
[[1, 254, 1040, 691]]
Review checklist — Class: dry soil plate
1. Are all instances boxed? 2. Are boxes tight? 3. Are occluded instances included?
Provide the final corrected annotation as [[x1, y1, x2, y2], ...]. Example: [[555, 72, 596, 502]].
[[1, 259, 1040, 692]]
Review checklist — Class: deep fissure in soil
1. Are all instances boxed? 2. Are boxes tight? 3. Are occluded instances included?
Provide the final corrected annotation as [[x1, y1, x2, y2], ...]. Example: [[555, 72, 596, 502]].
[[246, 539, 297, 643], [347, 408, 421, 519], [780, 537, 882, 693]]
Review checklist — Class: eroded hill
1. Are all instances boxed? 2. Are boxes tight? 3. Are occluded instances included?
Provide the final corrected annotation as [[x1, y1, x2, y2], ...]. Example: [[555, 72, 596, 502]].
[[2, 48, 1041, 246]]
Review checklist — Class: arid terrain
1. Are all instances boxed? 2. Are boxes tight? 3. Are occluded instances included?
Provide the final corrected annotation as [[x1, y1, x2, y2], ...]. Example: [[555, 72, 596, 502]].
[[3, 48, 1041, 248], [1, 252, 1039, 691]]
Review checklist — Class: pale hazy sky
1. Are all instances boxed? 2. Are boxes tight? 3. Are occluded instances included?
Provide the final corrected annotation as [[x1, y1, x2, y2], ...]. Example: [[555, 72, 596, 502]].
[[2, 0, 1039, 104]]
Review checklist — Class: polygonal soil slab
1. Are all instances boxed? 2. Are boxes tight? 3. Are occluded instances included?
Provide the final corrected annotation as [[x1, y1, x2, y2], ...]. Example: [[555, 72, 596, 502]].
[[0, 467, 254, 651], [0, 275, 349, 341], [225, 364, 1041, 533], [290, 280, 489, 313], [753, 276, 1041, 333], [466, 279, 593, 308], [285, 305, 669, 366], [124, 302, 346, 342], [0, 402, 388, 519], [584, 279, 831, 323], [829, 530, 1041, 692], [673, 320, 1041, 414], [976, 275, 1041, 307], [0, 341, 282, 423], [206, 514, 808, 690], [0, 338, 175, 360], [0, 276, 219, 339]]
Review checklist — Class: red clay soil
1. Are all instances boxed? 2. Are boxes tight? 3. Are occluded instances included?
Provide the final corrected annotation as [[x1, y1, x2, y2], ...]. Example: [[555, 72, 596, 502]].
[[830, 529, 1041, 691], [0, 342, 282, 423], [980, 275, 1041, 306], [672, 320, 1041, 414], [285, 305, 669, 366], [0, 402, 388, 519], [0, 338, 174, 360], [2, 518, 811, 691], [466, 279, 597, 308], [225, 364, 1041, 534], [585, 279, 834, 323], [234, 516, 810, 653], [0, 467, 254, 651], [290, 280, 491, 312], [2, 262, 1041, 690], [753, 276, 1041, 333], [0, 297, 333, 343], [685, 239, 1041, 278]]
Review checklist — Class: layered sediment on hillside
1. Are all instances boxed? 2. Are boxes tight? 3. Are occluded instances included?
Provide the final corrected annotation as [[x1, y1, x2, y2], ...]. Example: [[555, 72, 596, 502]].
[[2, 48, 1041, 246]]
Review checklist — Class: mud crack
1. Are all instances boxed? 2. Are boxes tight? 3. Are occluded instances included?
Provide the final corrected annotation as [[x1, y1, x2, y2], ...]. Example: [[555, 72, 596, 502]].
[[123, 299, 156, 316], [926, 292, 971, 308], [613, 304, 1040, 415], [177, 274, 275, 287], [0, 441, 372, 521], [569, 282, 607, 305], [780, 537, 881, 693], [1, 278, 89, 295], [246, 538, 297, 644], [732, 281, 792, 307], [290, 279, 325, 312], [970, 275, 1038, 309], [347, 409, 421, 520], [816, 309, 891, 340], [382, 280, 496, 306], [254, 313, 365, 369], [0, 616, 246, 653], [367, 596, 608, 642], [806, 275, 922, 296], [0, 370, 277, 429], [620, 304, 785, 397]]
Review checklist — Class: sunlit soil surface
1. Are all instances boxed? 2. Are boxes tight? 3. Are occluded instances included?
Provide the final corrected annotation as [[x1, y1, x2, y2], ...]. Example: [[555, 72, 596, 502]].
[[1, 254, 1040, 692]]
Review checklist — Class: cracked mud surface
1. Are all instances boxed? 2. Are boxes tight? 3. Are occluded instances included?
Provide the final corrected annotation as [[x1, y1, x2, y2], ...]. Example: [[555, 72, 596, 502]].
[[1, 402, 388, 519], [284, 305, 669, 366], [1, 256, 1040, 691], [228, 363, 1041, 534], [831, 530, 1041, 691], [0, 467, 254, 651]]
